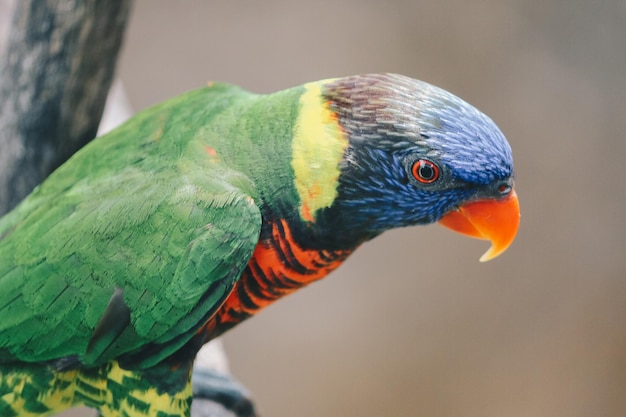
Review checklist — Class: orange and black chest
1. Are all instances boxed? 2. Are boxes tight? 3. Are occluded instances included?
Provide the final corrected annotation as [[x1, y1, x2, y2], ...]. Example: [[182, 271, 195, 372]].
[[201, 217, 353, 339]]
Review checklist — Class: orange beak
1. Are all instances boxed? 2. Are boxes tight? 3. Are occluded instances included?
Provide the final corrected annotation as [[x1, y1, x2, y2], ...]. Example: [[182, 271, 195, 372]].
[[438, 189, 520, 262]]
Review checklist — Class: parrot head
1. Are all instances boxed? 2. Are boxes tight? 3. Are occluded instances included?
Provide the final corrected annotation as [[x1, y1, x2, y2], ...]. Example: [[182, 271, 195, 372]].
[[309, 73, 520, 261]]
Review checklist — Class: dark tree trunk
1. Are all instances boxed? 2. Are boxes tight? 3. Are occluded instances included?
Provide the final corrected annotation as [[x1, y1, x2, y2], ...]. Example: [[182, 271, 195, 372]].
[[0, 0, 133, 215]]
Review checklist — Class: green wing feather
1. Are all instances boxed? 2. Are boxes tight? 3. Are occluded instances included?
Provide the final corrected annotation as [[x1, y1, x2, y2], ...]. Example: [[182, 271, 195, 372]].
[[0, 83, 263, 368]]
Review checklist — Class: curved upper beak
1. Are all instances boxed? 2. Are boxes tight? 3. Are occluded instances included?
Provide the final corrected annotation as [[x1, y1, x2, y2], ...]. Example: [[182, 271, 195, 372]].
[[438, 189, 520, 262]]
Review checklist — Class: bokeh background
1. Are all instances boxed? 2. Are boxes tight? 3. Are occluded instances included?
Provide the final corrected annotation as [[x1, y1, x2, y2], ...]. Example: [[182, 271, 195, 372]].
[[19, 0, 626, 416]]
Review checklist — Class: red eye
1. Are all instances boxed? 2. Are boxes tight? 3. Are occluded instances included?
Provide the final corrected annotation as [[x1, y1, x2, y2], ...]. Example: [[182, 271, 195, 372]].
[[411, 159, 440, 184]]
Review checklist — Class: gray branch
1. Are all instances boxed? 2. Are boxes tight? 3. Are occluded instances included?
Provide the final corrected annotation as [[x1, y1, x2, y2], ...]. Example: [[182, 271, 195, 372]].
[[0, 0, 133, 215]]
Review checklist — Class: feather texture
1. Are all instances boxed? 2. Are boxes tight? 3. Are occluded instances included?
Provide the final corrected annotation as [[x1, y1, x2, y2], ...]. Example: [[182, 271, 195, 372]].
[[0, 74, 516, 416]]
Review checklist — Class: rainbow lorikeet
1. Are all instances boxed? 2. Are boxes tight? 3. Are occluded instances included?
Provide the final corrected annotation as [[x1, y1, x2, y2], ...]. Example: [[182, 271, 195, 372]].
[[0, 73, 519, 416]]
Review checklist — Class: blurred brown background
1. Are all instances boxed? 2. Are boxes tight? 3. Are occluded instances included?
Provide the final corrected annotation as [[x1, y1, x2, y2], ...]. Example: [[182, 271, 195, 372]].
[[40, 0, 626, 416]]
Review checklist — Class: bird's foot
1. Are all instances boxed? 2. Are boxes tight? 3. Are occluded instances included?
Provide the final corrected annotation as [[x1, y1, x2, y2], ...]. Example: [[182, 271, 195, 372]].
[[191, 368, 258, 417]]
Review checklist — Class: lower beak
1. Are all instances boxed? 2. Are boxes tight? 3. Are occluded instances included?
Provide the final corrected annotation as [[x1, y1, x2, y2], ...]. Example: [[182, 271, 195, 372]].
[[438, 189, 520, 262]]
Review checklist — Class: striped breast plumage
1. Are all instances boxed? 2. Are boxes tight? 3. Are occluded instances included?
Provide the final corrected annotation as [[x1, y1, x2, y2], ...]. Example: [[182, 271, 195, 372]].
[[198, 217, 352, 340]]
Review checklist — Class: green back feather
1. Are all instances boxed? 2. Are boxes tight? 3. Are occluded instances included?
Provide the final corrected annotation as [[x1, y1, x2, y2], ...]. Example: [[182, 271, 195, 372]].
[[0, 83, 303, 366]]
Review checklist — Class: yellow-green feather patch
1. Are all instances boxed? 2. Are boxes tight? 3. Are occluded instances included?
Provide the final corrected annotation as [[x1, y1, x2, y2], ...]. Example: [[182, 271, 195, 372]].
[[292, 80, 348, 222], [0, 361, 191, 417]]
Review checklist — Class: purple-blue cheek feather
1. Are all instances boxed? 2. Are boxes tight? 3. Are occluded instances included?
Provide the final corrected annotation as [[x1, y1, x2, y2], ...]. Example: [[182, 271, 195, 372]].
[[331, 146, 476, 234]]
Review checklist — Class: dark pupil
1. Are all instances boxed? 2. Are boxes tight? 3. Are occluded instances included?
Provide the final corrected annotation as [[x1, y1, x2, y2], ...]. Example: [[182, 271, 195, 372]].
[[419, 163, 435, 180]]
